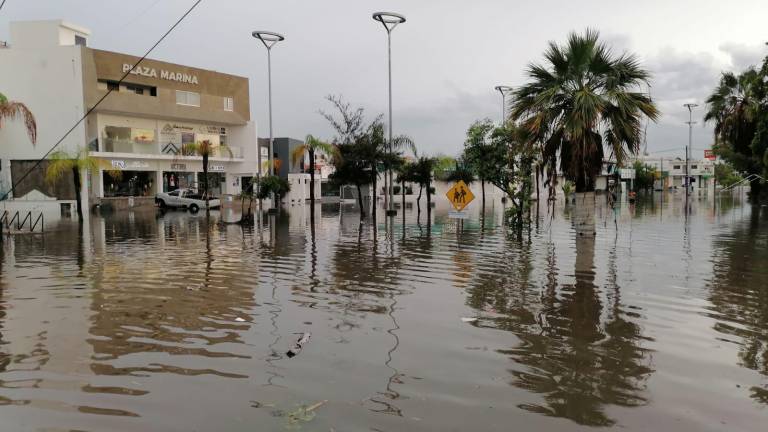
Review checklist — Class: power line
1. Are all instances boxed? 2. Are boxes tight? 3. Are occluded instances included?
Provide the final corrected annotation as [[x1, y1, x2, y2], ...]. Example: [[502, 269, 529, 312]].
[[1, 0, 204, 201]]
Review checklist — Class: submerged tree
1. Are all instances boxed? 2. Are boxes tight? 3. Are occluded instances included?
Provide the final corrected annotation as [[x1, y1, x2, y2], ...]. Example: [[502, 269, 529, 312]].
[[511, 29, 658, 192], [45, 149, 98, 221], [705, 58, 768, 202], [463, 120, 497, 210], [184, 140, 232, 213], [290, 134, 337, 207]]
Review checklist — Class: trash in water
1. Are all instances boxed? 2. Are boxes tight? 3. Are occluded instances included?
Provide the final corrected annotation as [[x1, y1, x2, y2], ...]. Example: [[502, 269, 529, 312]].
[[235, 317, 246, 322], [271, 400, 327, 429], [286, 332, 311, 358], [461, 317, 478, 322]]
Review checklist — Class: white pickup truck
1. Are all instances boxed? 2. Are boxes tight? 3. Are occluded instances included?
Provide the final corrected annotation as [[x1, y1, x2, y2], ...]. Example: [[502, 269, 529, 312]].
[[155, 189, 221, 212]]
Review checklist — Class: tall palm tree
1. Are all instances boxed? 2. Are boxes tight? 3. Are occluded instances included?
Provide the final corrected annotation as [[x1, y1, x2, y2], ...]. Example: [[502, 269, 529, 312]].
[[367, 121, 414, 219], [704, 69, 765, 201], [0, 92, 37, 144], [510, 29, 659, 193], [45, 149, 98, 221], [290, 134, 338, 206]]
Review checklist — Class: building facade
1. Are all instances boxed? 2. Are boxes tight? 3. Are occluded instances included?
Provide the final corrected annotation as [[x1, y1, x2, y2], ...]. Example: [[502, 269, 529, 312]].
[[0, 20, 261, 213]]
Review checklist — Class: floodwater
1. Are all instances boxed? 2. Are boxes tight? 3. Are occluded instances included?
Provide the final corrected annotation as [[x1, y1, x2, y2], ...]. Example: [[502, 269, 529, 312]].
[[0, 193, 766, 431]]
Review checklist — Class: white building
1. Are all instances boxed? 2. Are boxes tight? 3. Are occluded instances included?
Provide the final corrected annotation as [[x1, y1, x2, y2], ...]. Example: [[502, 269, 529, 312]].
[[0, 20, 262, 215]]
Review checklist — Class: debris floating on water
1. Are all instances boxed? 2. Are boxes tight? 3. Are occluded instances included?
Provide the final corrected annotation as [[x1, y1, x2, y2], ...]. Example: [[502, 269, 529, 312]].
[[461, 317, 478, 323], [235, 317, 246, 322], [286, 332, 311, 358]]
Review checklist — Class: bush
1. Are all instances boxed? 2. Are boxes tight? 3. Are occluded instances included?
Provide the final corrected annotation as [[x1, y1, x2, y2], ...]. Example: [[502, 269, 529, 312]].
[[257, 175, 291, 200]]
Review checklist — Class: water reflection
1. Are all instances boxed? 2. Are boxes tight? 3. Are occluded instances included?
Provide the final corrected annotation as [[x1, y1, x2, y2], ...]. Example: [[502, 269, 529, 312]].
[[0, 195, 766, 431], [708, 206, 768, 403]]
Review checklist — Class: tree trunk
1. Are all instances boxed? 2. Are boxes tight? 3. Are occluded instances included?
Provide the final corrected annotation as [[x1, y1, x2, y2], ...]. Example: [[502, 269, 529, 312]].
[[72, 166, 83, 222], [481, 179, 486, 214], [309, 150, 315, 205], [416, 184, 422, 220], [573, 191, 596, 236], [356, 183, 365, 219], [749, 176, 764, 203], [426, 178, 432, 222], [371, 169, 377, 221]]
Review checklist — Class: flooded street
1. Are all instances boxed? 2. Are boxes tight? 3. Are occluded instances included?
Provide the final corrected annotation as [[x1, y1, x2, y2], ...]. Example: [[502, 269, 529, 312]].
[[0, 195, 766, 431]]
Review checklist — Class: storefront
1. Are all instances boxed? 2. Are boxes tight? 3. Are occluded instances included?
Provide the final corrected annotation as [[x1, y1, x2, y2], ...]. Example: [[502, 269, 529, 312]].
[[102, 170, 156, 197]]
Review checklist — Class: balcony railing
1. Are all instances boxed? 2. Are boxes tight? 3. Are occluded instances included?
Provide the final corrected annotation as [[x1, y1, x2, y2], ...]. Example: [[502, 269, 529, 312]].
[[99, 139, 241, 158], [103, 138, 160, 155]]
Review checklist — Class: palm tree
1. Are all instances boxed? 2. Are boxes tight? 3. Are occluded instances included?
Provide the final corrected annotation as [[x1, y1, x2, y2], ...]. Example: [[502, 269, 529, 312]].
[[704, 69, 765, 201], [412, 155, 438, 221], [290, 134, 337, 206], [45, 149, 97, 221], [510, 29, 658, 193], [0, 92, 37, 144], [184, 140, 232, 211], [367, 121, 414, 219]]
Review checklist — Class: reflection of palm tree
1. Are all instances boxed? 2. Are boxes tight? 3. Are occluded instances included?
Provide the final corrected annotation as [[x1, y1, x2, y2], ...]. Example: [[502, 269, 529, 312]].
[[708, 209, 768, 403], [466, 231, 653, 426]]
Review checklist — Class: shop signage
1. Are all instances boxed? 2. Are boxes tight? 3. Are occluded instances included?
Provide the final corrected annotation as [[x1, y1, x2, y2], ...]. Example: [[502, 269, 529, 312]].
[[210, 165, 225, 172], [199, 125, 227, 135], [170, 163, 187, 170], [122, 63, 199, 85], [704, 149, 716, 161], [620, 168, 636, 179], [111, 160, 150, 170]]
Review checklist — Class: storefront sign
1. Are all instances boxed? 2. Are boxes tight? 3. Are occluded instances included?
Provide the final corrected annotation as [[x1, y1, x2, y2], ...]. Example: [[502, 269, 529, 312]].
[[199, 125, 227, 135], [111, 160, 151, 170], [123, 64, 199, 85], [704, 149, 716, 161], [210, 165, 225, 172], [619, 168, 636, 179], [170, 163, 187, 171]]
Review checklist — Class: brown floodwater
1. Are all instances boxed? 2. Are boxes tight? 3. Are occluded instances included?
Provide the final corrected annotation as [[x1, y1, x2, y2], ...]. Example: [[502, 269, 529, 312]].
[[0, 193, 766, 431]]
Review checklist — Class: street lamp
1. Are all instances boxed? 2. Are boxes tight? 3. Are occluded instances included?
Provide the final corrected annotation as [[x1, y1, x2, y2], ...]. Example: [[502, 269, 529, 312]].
[[252, 30, 285, 206], [373, 11, 406, 217], [494, 85, 513, 124], [683, 103, 698, 200]]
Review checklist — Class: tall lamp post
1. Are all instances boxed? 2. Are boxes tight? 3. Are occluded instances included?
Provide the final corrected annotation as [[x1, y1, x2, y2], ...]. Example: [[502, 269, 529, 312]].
[[494, 85, 513, 124], [683, 103, 698, 202], [373, 11, 406, 217], [252, 30, 285, 207]]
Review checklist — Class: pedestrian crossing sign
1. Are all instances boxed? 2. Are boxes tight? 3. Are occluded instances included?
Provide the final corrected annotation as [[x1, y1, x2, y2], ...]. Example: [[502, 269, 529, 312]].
[[446, 180, 475, 211]]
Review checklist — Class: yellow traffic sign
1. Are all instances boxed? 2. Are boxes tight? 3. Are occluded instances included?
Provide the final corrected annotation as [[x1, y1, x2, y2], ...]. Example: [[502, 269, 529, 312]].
[[446, 180, 475, 211]]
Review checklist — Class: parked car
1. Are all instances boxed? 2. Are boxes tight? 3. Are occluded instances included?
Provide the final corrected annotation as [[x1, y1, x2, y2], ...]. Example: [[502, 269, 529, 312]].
[[155, 189, 220, 212]]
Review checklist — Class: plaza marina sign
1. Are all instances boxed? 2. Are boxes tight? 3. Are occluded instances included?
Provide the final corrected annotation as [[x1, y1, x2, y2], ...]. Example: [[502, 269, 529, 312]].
[[122, 63, 199, 85]]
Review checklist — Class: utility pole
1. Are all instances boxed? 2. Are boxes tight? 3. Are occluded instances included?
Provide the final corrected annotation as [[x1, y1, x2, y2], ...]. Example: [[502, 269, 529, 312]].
[[683, 103, 698, 207]]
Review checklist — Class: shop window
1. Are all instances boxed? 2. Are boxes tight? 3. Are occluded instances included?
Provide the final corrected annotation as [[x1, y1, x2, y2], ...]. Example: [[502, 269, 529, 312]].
[[103, 171, 155, 197], [176, 90, 200, 107], [224, 97, 234, 111]]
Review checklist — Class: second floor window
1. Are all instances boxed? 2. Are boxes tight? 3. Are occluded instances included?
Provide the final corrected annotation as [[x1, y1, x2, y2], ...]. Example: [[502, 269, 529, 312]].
[[691, 165, 698, 169], [176, 90, 200, 107], [224, 97, 234, 111], [673, 165, 681, 170]]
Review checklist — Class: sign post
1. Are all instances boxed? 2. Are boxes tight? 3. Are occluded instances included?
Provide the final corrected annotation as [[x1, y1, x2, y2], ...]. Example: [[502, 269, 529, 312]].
[[446, 180, 475, 218]]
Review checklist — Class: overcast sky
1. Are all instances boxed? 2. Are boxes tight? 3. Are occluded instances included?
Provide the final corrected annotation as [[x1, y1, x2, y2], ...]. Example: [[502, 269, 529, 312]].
[[2, 0, 767, 159]]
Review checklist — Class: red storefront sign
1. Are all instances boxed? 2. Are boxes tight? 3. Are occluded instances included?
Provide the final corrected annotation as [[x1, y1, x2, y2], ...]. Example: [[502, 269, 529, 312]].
[[704, 149, 716, 161]]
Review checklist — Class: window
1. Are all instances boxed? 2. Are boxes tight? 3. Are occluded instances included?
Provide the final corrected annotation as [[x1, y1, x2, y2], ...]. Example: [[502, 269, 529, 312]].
[[224, 97, 234, 111], [75, 35, 87, 46], [168, 190, 180, 197], [176, 90, 200, 107], [691, 165, 698, 169], [673, 165, 681, 170]]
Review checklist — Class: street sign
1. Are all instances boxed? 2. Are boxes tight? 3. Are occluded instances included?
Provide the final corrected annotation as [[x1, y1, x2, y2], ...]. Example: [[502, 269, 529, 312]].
[[448, 211, 469, 219], [446, 180, 475, 211], [704, 149, 716, 161]]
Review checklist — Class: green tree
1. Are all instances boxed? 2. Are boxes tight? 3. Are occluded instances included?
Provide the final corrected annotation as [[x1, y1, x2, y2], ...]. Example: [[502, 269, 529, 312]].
[[256, 175, 290, 202], [714, 162, 743, 188], [445, 160, 476, 185], [510, 29, 659, 193], [328, 141, 371, 218], [704, 59, 768, 202], [412, 155, 438, 220], [463, 119, 497, 209], [45, 149, 97, 221], [290, 134, 338, 206], [0, 92, 37, 144], [632, 161, 655, 192]]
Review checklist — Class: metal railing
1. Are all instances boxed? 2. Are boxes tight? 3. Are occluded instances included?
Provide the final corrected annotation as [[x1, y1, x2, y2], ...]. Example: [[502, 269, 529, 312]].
[[720, 174, 767, 192], [1, 210, 45, 233]]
